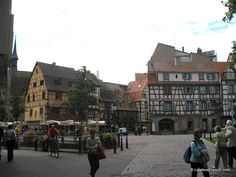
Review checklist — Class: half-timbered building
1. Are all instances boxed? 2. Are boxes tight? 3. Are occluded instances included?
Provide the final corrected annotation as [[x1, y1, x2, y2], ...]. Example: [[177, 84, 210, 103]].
[[147, 43, 228, 134], [24, 62, 77, 126], [221, 65, 236, 125]]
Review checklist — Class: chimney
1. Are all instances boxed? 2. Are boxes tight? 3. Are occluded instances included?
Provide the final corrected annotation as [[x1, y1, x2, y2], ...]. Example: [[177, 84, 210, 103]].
[[197, 48, 202, 55], [96, 70, 99, 79], [182, 46, 184, 52], [52, 62, 56, 65]]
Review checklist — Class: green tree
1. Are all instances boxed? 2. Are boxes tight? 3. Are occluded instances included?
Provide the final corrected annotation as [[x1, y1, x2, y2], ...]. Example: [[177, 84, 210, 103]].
[[228, 41, 236, 66], [0, 100, 7, 121], [10, 95, 25, 122], [222, 0, 236, 22], [222, 0, 236, 65], [67, 66, 98, 122]]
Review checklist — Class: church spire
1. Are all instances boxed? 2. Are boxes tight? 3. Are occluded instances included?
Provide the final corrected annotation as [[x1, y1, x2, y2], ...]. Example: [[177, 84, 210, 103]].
[[12, 38, 18, 60], [11, 37, 18, 76]]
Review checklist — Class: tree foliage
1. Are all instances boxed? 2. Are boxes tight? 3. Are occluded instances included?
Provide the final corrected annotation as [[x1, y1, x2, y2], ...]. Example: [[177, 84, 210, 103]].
[[229, 41, 236, 66], [67, 66, 98, 121], [10, 95, 25, 122], [0, 100, 7, 121], [222, 0, 236, 65], [222, 0, 236, 22]]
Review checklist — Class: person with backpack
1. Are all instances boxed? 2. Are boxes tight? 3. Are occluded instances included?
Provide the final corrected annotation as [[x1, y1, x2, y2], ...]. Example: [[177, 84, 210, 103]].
[[4, 124, 16, 162], [190, 128, 210, 177], [213, 125, 227, 169]]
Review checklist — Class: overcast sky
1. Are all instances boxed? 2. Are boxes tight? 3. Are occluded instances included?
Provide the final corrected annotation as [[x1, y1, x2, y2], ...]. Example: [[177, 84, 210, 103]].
[[12, 0, 236, 85]]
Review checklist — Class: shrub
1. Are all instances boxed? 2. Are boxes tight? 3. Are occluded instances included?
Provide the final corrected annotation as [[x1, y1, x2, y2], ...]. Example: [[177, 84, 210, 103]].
[[102, 133, 115, 148], [22, 130, 35, 146]]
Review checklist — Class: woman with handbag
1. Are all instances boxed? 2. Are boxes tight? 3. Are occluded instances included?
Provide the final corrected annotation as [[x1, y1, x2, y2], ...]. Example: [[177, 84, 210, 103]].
[[86, 129, 101, 177]]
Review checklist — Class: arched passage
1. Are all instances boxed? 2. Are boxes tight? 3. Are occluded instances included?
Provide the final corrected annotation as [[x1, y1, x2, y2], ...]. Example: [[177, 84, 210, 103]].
[[159, 119, 174, 132]]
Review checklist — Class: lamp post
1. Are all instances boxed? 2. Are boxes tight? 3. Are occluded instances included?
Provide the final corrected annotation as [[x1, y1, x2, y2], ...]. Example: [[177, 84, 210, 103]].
[[111, 103, 117, 127]]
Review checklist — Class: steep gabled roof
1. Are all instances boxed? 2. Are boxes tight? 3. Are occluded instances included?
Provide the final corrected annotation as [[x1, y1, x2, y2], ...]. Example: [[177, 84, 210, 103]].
[[148, 43, 220, 73], [36, 62, 76, 92], [128, 77, 147, 101], [37, 62, 75, 78]]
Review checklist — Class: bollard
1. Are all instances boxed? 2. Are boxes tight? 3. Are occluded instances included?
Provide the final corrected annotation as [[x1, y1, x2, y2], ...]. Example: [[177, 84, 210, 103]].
[[120, 135, 123, 151], [210, 130, 212, 140], [113, 138, 117, 154], [117, 134, 120, 147], [61, 136, 64, 144], [78, 136, 82, 154], [126, 134, 128, 149]]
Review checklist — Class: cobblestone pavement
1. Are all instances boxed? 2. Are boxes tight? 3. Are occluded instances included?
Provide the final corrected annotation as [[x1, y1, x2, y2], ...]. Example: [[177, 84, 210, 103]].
[[0, 134, 235, 177], [120, 134, 235, 177]]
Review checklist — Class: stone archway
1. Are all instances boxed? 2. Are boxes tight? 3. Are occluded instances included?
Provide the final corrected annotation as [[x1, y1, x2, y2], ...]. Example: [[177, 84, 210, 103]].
[[159, 119, 174, 132]]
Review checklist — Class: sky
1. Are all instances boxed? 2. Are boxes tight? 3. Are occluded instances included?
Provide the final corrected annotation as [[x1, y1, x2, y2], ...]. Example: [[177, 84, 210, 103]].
[[12, 0, 236, 85]]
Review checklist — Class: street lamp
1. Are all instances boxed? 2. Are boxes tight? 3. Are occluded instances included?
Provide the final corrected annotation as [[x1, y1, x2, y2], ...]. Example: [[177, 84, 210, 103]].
[[111, 103, 117, 126]]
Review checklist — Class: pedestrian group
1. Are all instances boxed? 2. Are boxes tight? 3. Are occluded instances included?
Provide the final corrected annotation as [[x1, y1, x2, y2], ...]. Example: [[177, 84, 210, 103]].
[[187, 119, 236, 177]]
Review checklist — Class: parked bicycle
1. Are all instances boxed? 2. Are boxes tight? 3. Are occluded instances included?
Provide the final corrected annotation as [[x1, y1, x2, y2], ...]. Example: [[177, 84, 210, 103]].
[[48, 137, 59, 158]]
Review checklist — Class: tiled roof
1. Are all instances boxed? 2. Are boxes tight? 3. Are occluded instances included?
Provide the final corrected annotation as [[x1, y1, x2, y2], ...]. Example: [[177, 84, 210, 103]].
[[37, 62, 76, 79], [36, 62, 103, 92], [36, 62, 76, 92], [148, 43, 227, 73], [128, 77, 147, 101]]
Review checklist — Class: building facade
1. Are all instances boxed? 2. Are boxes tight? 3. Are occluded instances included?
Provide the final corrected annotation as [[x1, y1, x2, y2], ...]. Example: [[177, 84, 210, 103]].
[[147, 43, 232, 134], [24, 62, 77, 126]]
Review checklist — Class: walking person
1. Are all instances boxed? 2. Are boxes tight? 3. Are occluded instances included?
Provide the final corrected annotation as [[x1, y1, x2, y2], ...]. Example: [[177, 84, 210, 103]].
[[190, 128, 210, 177], [86, 129, 101, 177], [214, 125, 228, 169], [34, 128, 39, 151], [225, 119, 236, 168], [0, 124, 4, 160], [4, 124, 16, 162]]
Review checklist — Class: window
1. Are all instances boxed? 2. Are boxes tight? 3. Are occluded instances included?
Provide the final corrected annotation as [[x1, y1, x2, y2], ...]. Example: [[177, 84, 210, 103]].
[[55, 92, 62, 100], [39, 107, 43, 115], [208, 86, 216, 94], [163, 101, 175, 111], [40, 80, 44, 86], [187, 121, 192, 130], [182, 73, 192, 80], [42, 91, 46, 99], [199, 73, 204, 80], [27, 95, 30, 103], [185, 101, 194, 111], [163, 86, 172, 95], [55, 78, 61, 85], [228, 85, 235, 94], [199, 100, 211, 110], [52, 107, 60, 114], [199, 86, 206, 94], [30, 109, 33, 117], [163, 73, 169, 81], [33, 82, 37, 87], [184, 86, 192, 94], [207, 73, 215, 80], [33, 94, 35, 102]]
